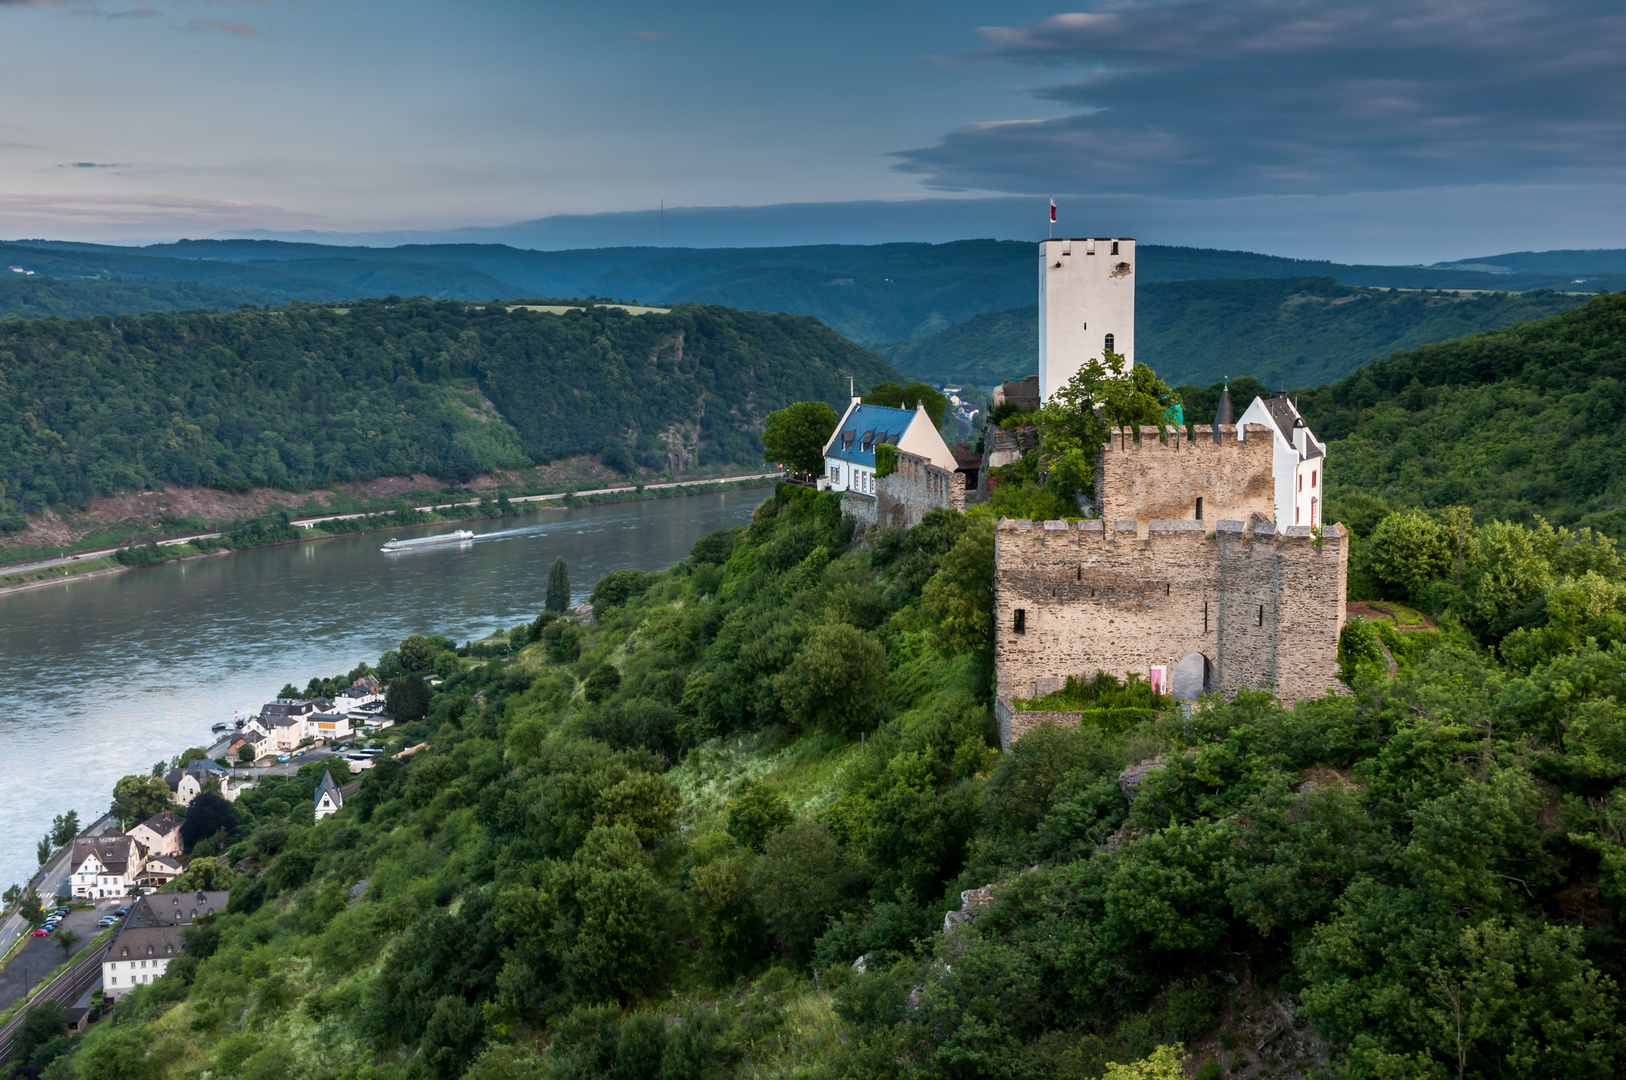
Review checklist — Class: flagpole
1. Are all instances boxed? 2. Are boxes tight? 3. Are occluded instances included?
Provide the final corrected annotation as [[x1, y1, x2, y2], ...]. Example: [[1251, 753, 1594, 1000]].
[[1048, 195, 1053, 239]]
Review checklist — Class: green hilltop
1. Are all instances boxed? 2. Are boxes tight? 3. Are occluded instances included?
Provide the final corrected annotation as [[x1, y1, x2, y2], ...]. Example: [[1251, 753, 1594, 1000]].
[[0, 300, 897, 529]]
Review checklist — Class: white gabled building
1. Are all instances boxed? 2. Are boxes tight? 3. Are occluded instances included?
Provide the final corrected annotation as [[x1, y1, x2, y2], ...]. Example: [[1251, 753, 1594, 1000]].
[[314, 771, 345, 820], [821, 399, 955, 498], [1235, 390, 1328, 529], [69, 835, 144, 899], [103, 891, 228, 998]]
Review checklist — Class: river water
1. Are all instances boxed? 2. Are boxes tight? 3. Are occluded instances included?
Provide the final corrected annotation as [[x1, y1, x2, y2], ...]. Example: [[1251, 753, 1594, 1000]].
[[0, 490, 762, 891]]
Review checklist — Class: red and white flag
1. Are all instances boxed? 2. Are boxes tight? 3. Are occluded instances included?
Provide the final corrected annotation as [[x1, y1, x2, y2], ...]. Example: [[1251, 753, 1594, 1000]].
[[1049, 197, 1057, 223]]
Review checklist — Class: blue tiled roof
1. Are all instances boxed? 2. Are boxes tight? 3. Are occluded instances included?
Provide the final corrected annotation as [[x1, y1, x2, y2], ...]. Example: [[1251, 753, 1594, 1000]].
[[826, 404, 916, 467]]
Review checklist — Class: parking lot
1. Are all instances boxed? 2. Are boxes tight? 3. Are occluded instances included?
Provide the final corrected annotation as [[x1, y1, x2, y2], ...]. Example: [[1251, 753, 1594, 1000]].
[[0, 900, 121, 1013]]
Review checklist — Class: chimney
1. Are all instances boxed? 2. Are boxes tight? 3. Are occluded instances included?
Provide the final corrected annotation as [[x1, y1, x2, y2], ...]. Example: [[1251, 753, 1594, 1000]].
[[1212, 384, 1235, 443]]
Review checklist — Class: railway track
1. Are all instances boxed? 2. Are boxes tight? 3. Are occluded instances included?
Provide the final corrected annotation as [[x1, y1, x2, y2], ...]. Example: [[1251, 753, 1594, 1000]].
[[0, 943, 107, 1068]]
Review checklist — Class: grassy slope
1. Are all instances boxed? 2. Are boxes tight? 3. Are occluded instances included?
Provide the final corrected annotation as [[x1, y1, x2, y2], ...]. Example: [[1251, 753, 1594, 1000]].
[[883, 278, 1590, 388]]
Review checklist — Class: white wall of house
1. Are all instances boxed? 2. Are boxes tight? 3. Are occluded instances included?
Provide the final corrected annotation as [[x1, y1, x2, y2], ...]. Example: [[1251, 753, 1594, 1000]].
[[103, 953, 173, 998]]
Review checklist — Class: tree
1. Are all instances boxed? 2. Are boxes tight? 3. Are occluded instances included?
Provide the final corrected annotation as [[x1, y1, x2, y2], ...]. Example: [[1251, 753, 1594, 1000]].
[[178, 747, 211, 767], [387, 675, 431, 723], [238, 744, 257, 764], [53, 927, 80, 961], [112, 773, 173, 825], [49, 810, 80, 847], [776, 623, 886, 734], [751, 819, 851, 960], [1103, 1045, 1188, 1079], [9, 1002, 67, 1071], [399, 634, 435, 673], [546, 557, 571, 614], [921, 515, 996, 657], [171, 855, 231, 892], [36, 834, 51, 867], [1366, 508, 1460, 597], [727, 783, 794, 853], [20, 888, 44, 927], [865, 380, 948, 429], [181, 791, 236, 852], [761, 400, 838, 476]]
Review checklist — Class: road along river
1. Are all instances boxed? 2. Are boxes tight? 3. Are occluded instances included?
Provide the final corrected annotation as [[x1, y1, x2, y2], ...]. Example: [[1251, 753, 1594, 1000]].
[[0, 490, 761, 892]]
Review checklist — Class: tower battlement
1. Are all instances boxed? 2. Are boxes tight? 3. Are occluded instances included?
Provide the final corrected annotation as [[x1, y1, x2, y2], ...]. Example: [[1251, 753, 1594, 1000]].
[[993, 515, 1347, 739], [1097, 423, 1278, 524]]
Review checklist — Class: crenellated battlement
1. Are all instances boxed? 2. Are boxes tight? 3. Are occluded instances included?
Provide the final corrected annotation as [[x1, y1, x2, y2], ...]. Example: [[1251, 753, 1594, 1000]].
[[1096, 423, 1277, 524], [994, 515, 1346, 740]]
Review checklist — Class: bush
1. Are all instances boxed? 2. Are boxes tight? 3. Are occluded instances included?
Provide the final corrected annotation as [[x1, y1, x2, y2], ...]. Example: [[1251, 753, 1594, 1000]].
[[776, 623, 885, 734]]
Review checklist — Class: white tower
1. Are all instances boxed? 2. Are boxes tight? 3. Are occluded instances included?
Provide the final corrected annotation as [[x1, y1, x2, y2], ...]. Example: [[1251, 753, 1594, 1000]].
[[1037, 237, 1135, 402]]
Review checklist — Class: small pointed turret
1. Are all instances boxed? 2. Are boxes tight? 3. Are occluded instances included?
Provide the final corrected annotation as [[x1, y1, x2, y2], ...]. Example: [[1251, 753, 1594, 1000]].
[[1212, 384, 1235, 443]]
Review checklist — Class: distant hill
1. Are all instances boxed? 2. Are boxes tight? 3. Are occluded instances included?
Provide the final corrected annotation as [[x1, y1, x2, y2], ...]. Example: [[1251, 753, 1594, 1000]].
[[7, 238, 1620, 344], [1286, 292, 1626, 537], [0, 300, 896, 525], [883, 277, 1590, 388]]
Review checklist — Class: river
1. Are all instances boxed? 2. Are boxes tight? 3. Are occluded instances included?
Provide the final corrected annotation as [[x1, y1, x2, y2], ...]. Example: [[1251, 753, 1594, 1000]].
[[0, 490, 762, 892]]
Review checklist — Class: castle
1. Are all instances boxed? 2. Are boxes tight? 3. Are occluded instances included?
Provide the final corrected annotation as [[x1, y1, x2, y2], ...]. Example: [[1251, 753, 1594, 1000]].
[[995, 237, 1348, 744]]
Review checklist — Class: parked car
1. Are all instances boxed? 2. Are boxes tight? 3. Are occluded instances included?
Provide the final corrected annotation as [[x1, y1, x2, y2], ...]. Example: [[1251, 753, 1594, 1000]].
[[48, 908, 69, 917], [31, 928, 48, 937], [97, 916, 118, 927], [114, 906, 129, 916], [277, 754, 291, 763]]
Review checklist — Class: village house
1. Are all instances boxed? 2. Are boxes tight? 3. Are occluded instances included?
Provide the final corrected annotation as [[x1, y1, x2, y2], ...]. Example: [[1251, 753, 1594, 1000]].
[[69, 834, 144, 898], [307, 708, 353, 742], [313, 771, 360, 820], [335, 675, 383, 714], [128, 810, 183, 858], [821, 399, 956, 499], [102, 891, 228, 998], [140, 854, 185, 887], [163, 761, 246, 805]]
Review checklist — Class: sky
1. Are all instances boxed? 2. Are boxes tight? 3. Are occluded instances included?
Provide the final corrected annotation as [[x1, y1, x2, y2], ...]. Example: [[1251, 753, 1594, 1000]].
[[0, 0, 1622, 262]]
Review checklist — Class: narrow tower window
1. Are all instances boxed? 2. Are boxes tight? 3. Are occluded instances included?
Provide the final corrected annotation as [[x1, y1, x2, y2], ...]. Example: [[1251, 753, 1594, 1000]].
[[1258, 604, 1264, 627], [1204, 602, 1208, 633], [1076, 566, 1081, 581], [1111, 240, 1120, 255], [1013, 609, 1026, 634], [1195, 496, 1203, 520], [1104, 333, 1115, 353]]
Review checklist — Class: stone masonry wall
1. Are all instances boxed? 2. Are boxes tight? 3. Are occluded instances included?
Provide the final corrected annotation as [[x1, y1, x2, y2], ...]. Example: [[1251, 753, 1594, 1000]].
[[1099, 424, 1277, 524], [875, 450, 966, 530], [841, 490, 877, 527], [994, 516, 1347, 708]]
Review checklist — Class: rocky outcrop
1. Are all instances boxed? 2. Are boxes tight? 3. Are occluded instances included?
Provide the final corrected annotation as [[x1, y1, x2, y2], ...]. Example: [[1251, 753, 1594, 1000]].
[[1118, 757, 1167, 808]]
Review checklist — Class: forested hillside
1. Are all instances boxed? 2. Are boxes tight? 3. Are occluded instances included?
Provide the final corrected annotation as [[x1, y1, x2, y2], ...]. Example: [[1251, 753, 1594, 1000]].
[[27, 480, 1626, 1080], [9, 237, 1617, 343], [1285, 291, 1626, 538], [885, 279, 1589, 388], [0, 301, 896, 525]]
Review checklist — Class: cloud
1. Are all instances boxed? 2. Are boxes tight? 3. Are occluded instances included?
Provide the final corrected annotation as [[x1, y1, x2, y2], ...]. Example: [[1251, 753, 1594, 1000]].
[[622, 30, 669, 40], [181, 15, 258, 34], [0, 193, 323, 240], [894, 0, 1626, 198]]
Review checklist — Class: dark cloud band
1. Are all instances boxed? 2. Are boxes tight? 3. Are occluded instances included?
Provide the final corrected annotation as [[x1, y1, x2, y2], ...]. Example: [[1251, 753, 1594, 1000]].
[[895, 0, 1626, 197]]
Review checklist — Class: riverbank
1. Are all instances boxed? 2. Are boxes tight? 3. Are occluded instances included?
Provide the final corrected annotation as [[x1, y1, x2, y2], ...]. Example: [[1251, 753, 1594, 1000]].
[[0, 472, 778, 594]]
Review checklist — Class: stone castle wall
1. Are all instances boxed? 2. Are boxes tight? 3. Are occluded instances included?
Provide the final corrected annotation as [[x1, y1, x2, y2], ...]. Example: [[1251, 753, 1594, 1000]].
[[845, 449, 966, 531], [994, 516, 1346, 708], [1098, 424, 1277, 524], [876, 450, 965, 529]]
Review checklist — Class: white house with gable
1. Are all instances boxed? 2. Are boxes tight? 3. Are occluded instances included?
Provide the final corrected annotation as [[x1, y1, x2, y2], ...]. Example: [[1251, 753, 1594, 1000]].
[[1236, 391, 1328, 529], [69, 835, 144, 898], [821, 399, 955, 497]]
